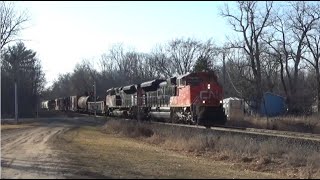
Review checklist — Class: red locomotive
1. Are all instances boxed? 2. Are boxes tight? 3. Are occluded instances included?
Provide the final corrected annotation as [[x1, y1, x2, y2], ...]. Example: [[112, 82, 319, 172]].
[[106, 71, 227, 127]]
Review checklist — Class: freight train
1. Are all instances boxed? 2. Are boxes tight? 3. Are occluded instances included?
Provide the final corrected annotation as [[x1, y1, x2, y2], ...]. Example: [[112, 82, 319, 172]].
[[41, 71, 227, 128]]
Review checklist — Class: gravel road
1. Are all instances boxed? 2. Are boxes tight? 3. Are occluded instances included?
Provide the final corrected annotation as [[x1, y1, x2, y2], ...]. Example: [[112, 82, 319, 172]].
[[1, 117, 105, 179]]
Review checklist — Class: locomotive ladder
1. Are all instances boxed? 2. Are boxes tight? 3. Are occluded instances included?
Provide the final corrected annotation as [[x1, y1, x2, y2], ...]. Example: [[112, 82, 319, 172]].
[[191, 95, 201, 125]]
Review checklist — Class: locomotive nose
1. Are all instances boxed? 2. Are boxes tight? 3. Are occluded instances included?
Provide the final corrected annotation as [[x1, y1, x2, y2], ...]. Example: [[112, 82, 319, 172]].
[[196, 105, 227, 126]]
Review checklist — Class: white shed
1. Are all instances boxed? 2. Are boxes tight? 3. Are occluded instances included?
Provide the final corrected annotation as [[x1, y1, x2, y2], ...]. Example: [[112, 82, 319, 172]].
[[223, 97, 244, 121], [41, 101, 49, 110]]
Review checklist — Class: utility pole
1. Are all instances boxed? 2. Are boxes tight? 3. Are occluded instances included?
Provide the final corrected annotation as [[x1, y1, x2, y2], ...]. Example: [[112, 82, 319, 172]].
[[36, 95, 39, 119], [15, 82, 18, 123], [94, 81, 96, 117], [0, 50, 2, 124], [13, 54, 19, 124], [222, 50, 226, 86], [137, 85, 141, 123]]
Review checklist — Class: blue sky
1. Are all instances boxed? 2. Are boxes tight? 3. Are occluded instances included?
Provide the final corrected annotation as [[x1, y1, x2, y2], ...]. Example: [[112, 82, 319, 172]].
[[14, 1, 234, 87]]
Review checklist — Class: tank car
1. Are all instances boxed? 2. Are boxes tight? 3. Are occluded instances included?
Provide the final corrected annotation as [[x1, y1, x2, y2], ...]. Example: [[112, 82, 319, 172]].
[[77, 96, 92, 112]]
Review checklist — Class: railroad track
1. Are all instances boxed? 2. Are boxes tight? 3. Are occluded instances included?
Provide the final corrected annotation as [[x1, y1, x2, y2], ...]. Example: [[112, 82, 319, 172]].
[[35, 111, 320, 144], [146, 121, 320, 142]]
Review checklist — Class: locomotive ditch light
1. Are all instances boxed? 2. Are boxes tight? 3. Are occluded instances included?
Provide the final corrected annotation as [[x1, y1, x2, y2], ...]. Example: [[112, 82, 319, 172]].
[[220, 100, 223, 104], [203, 100, 205, 104], [207, 84, 210, 89]]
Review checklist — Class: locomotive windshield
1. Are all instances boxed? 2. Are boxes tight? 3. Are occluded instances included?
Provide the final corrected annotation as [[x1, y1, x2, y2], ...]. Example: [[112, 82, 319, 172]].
[[177, 72, 218, 87], [186, 76, 201, 86]]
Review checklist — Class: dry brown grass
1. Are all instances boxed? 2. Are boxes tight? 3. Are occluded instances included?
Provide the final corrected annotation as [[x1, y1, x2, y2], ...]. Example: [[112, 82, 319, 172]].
[[52, 125, 287, 179], [103, 120, 154, 138], [103, 119, 320, 179], [1, 122, 40, 130], [226, 114, 320, 134]]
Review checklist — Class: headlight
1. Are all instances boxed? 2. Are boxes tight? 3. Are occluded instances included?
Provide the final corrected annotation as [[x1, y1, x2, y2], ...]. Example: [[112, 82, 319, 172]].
[[220, 100, 223, 104]]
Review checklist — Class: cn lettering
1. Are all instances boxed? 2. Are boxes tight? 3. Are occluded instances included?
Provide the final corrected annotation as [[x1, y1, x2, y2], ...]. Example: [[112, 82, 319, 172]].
[[200, 90, 221, 100]]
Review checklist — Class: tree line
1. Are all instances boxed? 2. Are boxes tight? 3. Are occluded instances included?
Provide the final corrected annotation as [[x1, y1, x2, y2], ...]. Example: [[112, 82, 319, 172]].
[[41, 39, 220, 101], [1, 1, 320, 117], [46, 1, 320, 115]]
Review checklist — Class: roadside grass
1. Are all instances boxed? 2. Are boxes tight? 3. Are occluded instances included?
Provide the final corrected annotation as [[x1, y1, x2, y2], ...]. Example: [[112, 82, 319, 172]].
[[51, 125, 286, 179], [226, 114, 320, 134], [102, 119, 320, 179]]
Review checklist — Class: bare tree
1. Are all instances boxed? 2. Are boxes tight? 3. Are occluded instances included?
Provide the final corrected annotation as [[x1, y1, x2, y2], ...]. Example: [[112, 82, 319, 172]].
[[99, 53, 110, 73], [108, 44, 125, 72], [259, 46, 280, 93], [0, 1, 29, 51], [166, 38, 202, 75], [287, 1, 320, 112], [224, 48, 255, 98], [221, 1, 274, 112], [264, 12, 291, 100], [69, 60, 97, 95], [305, 23, 320, 112], [150, 38, 219, 77], [149, 44, 175, 78], [137, 53, 159, 81], [265, 1, 320, 113]]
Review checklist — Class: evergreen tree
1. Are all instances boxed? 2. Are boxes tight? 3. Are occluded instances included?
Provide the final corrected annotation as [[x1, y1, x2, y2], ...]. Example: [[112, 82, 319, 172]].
[[193, 55, 213, 72], [1, 42, 45, 117]]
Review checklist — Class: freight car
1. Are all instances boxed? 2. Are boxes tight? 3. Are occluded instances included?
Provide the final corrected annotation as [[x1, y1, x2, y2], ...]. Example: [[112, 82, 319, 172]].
[[48, 100, 56, 111], [88, 101, 106, 115], [55, 98, 65, 111], [69, 95, 79, 111]]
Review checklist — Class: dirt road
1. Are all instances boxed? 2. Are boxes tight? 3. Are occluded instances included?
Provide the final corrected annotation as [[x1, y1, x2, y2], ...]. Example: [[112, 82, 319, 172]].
[[1, 117, 105, 179], [1, 116, 287, 179]]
